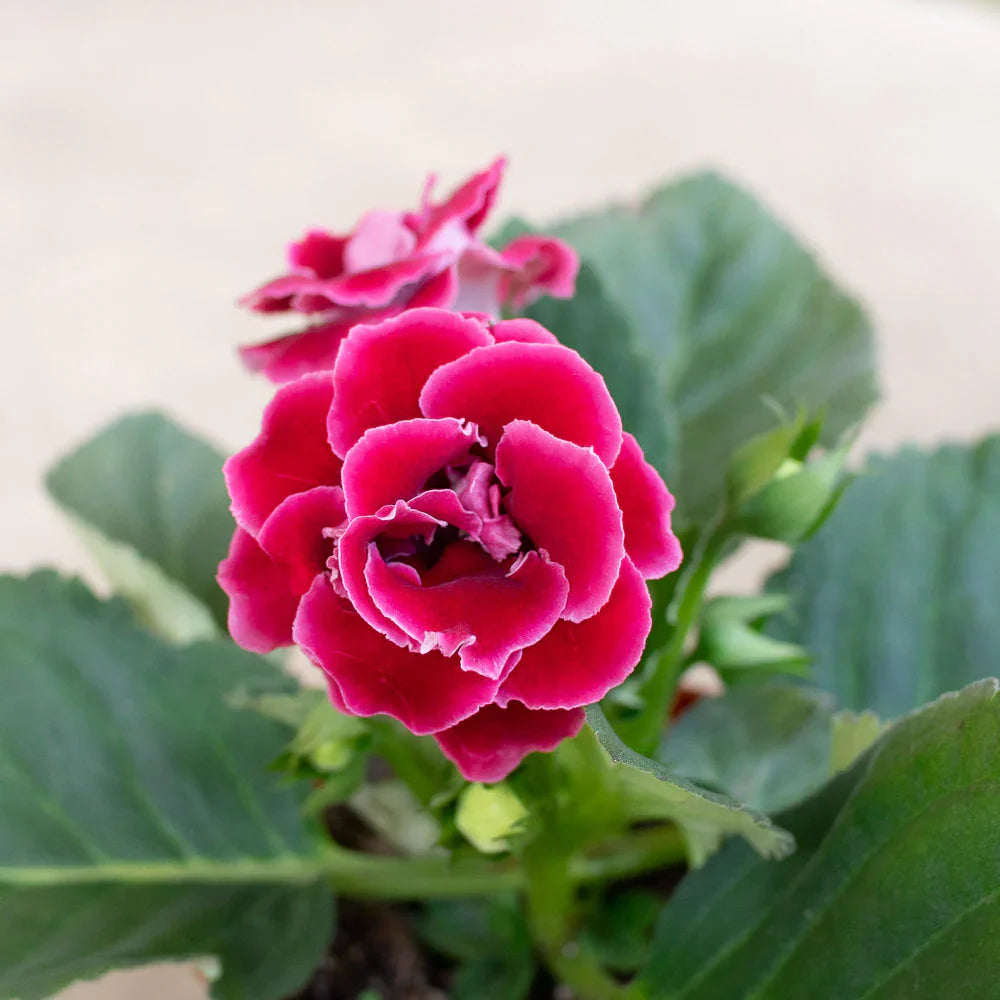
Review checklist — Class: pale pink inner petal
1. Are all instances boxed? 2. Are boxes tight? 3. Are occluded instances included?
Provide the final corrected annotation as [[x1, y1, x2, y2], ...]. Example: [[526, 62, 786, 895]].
[[343, 210, 418, 272], [450, 460, 522, 560]]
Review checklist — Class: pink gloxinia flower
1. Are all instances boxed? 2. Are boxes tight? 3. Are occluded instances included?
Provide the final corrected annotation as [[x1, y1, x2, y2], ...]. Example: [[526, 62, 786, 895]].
[[218, 308, 681, 781], [238, 158, 578, 383]]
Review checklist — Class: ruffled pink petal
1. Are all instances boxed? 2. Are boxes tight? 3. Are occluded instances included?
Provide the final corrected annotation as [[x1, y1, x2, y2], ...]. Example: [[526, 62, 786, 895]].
[[328, 309, 493, 458], [407, 265, 459, 308], [610, 433, 683, 579], [365, 545, 569, 679], [294, 575, 499, 734], [496, 420, 625, 622], [434, 701, 585, 782], [340, 417, 480, 518], [488, 318, 559, 345], [238, 273, 335, 315], [342, 210, 417, 272], [419, 157, 507, 245], [224, 373, 343, 535], [498, 557, 650, 710], [288, 230, 349, 278], [257, 486, 346, 595], [450, 460, 521, 560], [496, 235, 580, 309], [420, 341, 623, 465], [238, 313, 365, 384], [217, 528, 299, 653], [321, 252, 447, 309], [336, 499, 444, 647]]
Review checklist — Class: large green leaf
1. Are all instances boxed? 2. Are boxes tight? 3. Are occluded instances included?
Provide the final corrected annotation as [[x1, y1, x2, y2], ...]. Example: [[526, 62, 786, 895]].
[[46, 412, 235, 638], [637, 679, 1000, 1000], [0, 572, 332, 1000], [534, 173, 878, 523], [658, 682, 883, 814], [766, 437, 1000, 717], [525, 263, 679, 479], [585, 707, 793, 865]]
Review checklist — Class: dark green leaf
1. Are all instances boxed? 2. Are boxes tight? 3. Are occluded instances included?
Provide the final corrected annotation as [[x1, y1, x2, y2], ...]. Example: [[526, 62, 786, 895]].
[[580, 889, 661, 973], [638, 680, 1000, 1000], [417, 896, 536, 1000], [766, 437, 1000, 716], [525, 263, 679, 478], [0, 572, 332, 1000], [46, 412, 234, 636], [543, 173, 878, 523]]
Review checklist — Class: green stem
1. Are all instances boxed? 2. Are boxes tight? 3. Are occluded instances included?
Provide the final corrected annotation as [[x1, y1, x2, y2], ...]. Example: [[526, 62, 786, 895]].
[[524, 841, 639, 1000], [622, 521, 731, 754], [1, 826, 685, 900]]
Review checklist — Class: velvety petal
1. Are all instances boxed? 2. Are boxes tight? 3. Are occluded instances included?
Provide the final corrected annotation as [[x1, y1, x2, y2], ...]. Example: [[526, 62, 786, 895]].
[[321, 252, 447, 309], [610, 432, 683, 579], [257, 486, 346, 595], [450, 460, 521, 560], [498, 557, 650, 709], [238, 273, 334, 315], [294, 575, 499, 734], [342, 210, 417, 272], [434, 701, 585, 782], [336, 499, 444, 647], [496, 235, 580, 309], [340, 417, 480, 518], [407, 265, 459, 308], [420, 156, 506, 245], [365, 546, 569, 679], [224, 373, 342, 535], [287, 229, 349, 278], [496, 420, 625, 622], [238, 313, 366, 383], [328, 309, 493, 458], [420, 341, 623, 464], [488, 318, 559, 345], [217, 528, 299, 653]]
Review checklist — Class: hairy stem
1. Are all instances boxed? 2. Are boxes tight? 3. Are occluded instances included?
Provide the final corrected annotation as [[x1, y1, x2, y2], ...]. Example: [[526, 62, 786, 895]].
[[621, 521, 731, 754]]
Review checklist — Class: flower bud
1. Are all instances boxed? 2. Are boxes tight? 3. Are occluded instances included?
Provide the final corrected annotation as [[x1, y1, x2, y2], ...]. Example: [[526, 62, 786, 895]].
[[455, 781, 529, 854]]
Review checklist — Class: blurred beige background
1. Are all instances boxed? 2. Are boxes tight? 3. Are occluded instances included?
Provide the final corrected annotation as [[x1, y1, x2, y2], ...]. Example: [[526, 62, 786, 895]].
[[2, 0, 998, 997]]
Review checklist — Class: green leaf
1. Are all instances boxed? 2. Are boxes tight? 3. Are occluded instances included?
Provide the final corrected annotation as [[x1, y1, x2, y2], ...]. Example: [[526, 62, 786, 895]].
[[697, 595, 810, 677], [544, 172, 878, 523], [766, 437, 1000, 716], [0, 571, 332, 1000], [584, 706, 793, 864], [638, 680, 1000, 1000], [46, 411, 235, 637], [416, 896, 536, 1000], [657, 682, 837, 814], [525, 263, 679, 478], [580, 889, 661, 974]]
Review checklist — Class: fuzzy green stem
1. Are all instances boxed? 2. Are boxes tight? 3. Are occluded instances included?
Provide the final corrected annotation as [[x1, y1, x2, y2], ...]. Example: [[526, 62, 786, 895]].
[[524, 841, 640, 1000], [622, 522, 731, 754]]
